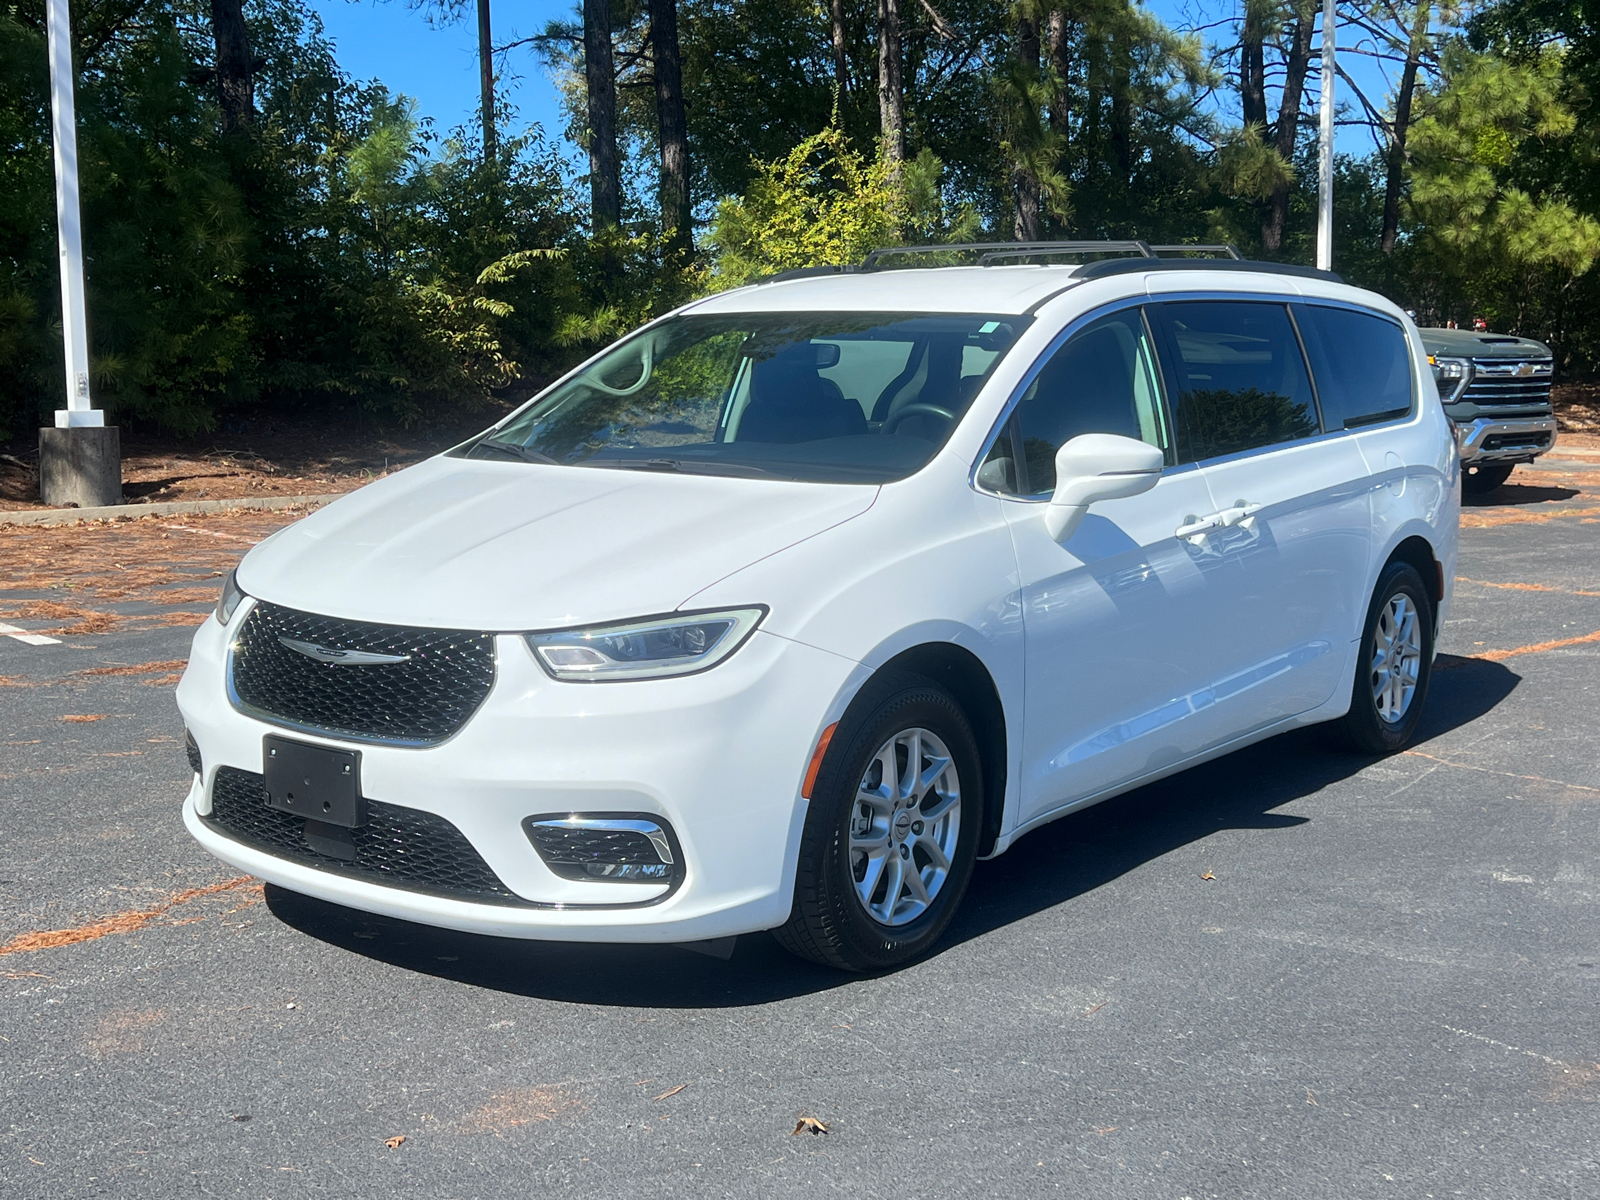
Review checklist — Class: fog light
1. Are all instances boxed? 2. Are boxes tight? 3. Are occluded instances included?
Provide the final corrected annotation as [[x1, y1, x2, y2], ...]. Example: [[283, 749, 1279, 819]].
[[523, 815, 681, 887]]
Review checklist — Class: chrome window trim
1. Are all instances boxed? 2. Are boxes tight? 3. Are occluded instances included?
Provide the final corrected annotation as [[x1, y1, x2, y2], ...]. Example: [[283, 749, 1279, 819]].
[[970, 288, 1427, 499]]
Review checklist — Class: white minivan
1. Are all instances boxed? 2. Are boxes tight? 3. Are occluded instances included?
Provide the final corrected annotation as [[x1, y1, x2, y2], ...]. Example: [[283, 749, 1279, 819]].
[[178, 244, 1459, 971]]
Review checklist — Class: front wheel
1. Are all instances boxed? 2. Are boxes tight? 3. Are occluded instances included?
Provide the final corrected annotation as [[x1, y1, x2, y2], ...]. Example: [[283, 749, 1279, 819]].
[[774, 672, 983, 972], [1462, 462, 1514, 495], [1336, 561, 1435, 754]]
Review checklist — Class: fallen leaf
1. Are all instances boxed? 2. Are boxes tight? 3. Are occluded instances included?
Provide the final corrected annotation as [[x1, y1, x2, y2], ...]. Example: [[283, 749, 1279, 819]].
[[791, 1117, 828, 1136], [384, 1135, 405, 1149], [62, 713, 108, 723], [1081, 1002, 1108, 1018], [1093, 1126, 1119, 1135], [1199, 871, 1216, 881], [1305, 1088, 1318, 1106], [652, 1084, 686, 1101]]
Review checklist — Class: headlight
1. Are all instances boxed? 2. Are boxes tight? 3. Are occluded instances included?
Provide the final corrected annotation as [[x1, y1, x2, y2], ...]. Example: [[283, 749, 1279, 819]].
[[214, 569, 247, 626], [1428, 355, 1474, 402], [525, 607, 766, 682]]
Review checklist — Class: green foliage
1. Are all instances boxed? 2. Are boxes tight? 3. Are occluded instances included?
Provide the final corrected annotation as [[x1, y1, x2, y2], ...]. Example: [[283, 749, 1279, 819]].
[[1405, 44, 1600, 339], [706, 127, 905, 285]]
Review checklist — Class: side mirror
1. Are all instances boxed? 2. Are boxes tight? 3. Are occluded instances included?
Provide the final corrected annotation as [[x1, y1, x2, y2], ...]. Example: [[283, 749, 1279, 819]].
[[1044, 433, 1165, 542]]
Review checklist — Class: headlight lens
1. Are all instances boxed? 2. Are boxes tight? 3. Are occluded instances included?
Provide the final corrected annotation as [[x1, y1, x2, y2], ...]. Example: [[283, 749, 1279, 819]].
[[1428, 355, 1474, 402], [214, 569, 247, 626], [525, 607, 766, 682]]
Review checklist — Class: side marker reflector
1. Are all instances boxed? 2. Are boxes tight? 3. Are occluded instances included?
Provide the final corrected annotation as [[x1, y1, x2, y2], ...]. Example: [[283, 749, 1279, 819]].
[[801, 722, 839, 799]]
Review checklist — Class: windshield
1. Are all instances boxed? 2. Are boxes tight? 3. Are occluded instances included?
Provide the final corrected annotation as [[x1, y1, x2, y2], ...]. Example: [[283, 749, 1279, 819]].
[[460, 311, 1031, 483]]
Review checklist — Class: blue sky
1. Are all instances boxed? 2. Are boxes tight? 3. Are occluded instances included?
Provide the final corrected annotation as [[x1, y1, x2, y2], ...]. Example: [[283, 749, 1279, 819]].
[[309, 0, 1393, 167]]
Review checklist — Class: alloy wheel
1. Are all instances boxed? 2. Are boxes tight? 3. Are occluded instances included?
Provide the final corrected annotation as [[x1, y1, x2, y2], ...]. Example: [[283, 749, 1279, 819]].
[[1370, 593, 1422, 723], [848, 727, 962, 927]]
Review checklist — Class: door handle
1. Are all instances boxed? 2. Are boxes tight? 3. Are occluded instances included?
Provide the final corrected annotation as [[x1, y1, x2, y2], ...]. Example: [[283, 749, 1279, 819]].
[[1175, 514, 1220, 539], [1176, 502, 1262, 541], [1215, 501, 1264, 530]]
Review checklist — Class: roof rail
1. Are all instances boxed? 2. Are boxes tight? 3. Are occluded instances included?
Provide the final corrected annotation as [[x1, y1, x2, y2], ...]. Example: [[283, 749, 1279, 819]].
[[860, 240, 1158, 270], [1076, 256, 1341, 284], [1146, 243, 1243, 260]]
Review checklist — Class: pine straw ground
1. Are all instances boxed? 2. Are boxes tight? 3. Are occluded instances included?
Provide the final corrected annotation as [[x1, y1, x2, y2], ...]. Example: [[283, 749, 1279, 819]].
[[0, 507, 303, 641]]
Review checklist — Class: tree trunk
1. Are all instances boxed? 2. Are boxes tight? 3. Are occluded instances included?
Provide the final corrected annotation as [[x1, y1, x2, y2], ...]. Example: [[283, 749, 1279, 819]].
[[1110, 28, 1131, 183], [1013, 14, 1041, 241], [1383, 0, 1432, 254], [831, 0, 849, 100], [1046, 7, 1071, 134], [877, 0, 904, 173], [583, 0, 621, 229], [210, 0, 254, 133], [1240, 0, 1267, 131], [477, 0, 495, 158], [650, 0, 691, 256], [1262, 0, 1315, 251]]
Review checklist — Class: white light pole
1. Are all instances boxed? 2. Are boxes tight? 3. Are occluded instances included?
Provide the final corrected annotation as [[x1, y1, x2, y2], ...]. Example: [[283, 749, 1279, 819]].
[[46, 0, 99, 428], [1317, 0, 1336, 272], [41, 0, 120, 510]]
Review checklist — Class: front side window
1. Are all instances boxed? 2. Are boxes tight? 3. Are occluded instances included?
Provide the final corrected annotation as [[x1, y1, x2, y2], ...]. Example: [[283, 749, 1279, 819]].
[[1294, 304, 1415, 429], [461, 312, 1029, 484], [980, 309, 1168, 495], [1148, 301, 1319, 463]]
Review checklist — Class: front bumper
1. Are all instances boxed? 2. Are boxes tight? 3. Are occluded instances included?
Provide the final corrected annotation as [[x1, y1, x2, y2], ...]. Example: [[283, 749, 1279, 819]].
[[177, 610, 860, 942], [1456, 415, 1557, 464]]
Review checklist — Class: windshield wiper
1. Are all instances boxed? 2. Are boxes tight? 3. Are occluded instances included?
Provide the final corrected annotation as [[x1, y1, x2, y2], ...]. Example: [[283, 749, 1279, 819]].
[[592, 457, 784, 480], [471, 437, 560, 465]]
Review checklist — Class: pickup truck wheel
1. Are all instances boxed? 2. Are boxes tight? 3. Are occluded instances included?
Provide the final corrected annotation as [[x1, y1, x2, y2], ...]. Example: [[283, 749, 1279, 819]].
[[1336, 562, 1435, 754], [774, 672, 982, 972], [1462, 462, 1514, 495]]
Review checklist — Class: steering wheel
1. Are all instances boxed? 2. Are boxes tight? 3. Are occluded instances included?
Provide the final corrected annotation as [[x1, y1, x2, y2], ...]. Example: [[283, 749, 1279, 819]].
[[884, 403, 956, 435]]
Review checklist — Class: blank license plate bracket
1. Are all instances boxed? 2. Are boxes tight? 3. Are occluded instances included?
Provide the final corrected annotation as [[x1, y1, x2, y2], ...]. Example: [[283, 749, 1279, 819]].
[[263, 735, 364, 828]]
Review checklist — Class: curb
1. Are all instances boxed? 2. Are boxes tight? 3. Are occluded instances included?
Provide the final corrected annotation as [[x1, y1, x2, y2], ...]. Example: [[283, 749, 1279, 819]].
[[0, 492, 348, 528]]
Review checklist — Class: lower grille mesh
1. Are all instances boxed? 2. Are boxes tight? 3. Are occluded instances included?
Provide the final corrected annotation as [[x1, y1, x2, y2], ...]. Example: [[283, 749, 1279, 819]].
[[204, 767, 532, 906]]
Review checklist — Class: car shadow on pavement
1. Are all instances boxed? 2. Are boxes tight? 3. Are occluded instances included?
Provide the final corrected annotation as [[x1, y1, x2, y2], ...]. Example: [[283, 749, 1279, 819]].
[[1463, 482, 1579, 506], [265, 657, 1520, 1008]]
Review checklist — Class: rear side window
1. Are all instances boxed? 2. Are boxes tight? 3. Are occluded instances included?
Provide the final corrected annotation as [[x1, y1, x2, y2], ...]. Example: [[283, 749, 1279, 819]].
[[1295, 304, 1414, 429], [1148, 301, 1319, 463]]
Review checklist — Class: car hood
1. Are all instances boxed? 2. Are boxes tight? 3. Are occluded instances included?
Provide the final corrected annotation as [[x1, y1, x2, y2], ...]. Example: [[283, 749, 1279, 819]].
[[1418, 328, 1552, 359], [236, 456, 878, 630]]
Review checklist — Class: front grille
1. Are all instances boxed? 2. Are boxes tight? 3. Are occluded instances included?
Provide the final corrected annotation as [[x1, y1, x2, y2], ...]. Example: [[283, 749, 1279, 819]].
[[230, 603, 496, 745], [1464, 358, 1553, 417], [1482, 432, 1552, 452], [204, 767, 532, 906]]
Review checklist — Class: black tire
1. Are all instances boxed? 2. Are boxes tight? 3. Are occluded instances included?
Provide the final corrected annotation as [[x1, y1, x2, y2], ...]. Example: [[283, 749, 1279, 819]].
[[774, 670, 983, 972], [1462, 462, 1514, 495], [1335, 561, 1435, 754]]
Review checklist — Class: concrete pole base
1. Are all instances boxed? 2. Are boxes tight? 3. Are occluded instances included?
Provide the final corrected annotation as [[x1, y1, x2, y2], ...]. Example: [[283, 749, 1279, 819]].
[[39, 425, 121, 508]]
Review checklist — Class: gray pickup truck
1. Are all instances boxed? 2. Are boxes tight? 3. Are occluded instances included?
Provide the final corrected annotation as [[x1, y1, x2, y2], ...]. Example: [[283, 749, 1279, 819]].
[[1420, 327, 1557, 494]]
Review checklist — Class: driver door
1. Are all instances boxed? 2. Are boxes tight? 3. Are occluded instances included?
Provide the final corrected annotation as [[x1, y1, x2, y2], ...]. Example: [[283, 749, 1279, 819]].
[[984, 308, 1239, 825]]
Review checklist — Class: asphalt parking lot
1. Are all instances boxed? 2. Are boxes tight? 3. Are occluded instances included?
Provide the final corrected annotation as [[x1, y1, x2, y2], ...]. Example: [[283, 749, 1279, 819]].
[[3, 456, 1597, 1199]]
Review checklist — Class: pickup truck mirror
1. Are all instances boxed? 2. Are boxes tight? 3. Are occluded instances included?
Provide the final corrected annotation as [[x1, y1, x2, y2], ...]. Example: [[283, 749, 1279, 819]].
[[1044, 434, 1166, 542]]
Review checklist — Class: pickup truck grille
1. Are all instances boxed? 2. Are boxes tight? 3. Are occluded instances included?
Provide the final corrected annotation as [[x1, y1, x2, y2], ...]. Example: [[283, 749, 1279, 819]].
[[1463, 358, 1554, 418]]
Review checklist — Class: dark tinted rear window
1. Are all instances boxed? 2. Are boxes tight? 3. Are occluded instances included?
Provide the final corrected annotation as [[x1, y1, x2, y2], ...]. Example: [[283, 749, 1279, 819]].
[[1295, 304, 1414, 429], [1148, 301, 1319, 463]]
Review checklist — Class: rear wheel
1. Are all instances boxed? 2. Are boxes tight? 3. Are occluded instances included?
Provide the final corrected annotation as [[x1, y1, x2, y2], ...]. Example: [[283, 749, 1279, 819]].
[[1336, 561, 1434, 754], [775, 672, 982, 972], [1462, 462, 1514, 495]]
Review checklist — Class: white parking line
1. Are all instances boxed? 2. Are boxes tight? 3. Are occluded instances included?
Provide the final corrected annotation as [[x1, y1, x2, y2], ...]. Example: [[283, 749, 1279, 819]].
[[0, 622, 61, 646]]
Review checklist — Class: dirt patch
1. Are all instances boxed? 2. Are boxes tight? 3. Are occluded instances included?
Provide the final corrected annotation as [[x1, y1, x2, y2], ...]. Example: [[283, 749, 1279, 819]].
[[460, 1086, 586, 1135], [0, 406, 509, 511], [1554, 382, 1600, 440], [1545, 1060, 1600, 1103], [85, 1008, 167, 1057]]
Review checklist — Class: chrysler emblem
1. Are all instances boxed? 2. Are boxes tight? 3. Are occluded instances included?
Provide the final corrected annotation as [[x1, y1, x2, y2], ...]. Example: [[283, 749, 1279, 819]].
[[278, 637, 411, 666]]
